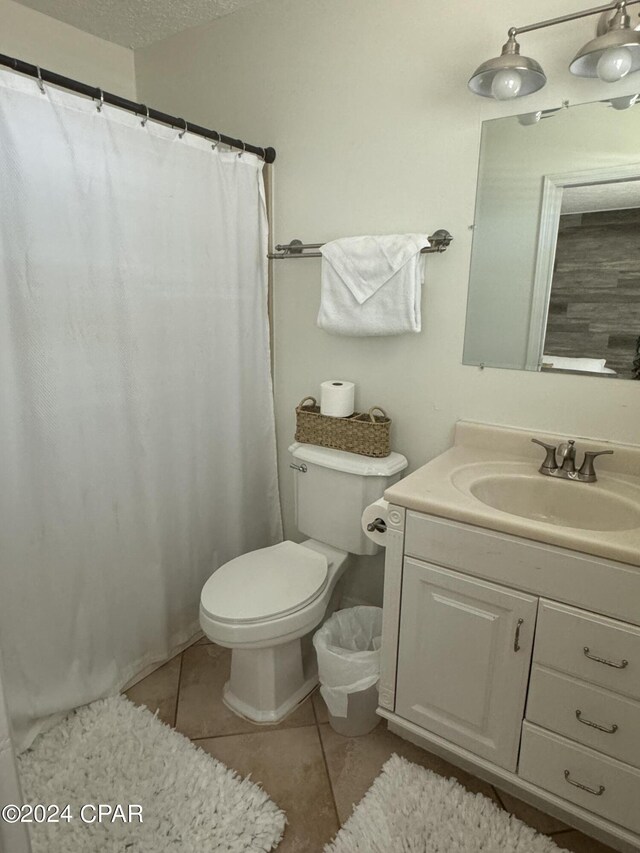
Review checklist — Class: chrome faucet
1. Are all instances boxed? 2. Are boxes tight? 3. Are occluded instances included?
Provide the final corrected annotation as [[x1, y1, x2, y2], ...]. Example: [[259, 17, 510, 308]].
[[531, 438, 613, 483]]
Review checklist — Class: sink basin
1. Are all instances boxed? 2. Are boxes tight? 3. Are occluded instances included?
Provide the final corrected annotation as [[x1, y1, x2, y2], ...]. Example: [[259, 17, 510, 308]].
[[384, 422, 640, 565], [452, 463, 640, 532]]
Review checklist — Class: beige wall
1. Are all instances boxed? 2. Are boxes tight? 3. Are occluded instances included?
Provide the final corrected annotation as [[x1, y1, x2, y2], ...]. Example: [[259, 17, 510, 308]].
[[0, 0, 136, 99], [135, 0, 640, 601]]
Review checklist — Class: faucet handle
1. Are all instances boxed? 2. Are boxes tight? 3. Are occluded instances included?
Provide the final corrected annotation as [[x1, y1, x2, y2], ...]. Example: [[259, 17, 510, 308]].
[[531, 438, 557, 451], [578, 449, 614, 482], [531, 438, 558, 471]]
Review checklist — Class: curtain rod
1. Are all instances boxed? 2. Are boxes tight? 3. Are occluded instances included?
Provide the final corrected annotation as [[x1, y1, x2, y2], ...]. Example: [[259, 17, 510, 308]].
[[0, 52, 276, 164], [268, 229, 453, 259]]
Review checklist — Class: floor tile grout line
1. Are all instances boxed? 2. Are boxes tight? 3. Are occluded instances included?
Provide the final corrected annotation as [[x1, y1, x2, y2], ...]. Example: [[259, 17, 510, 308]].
[[491, 786, 574, 843], [173, 650, 185, 729], [491, 785, 506, 811], [310, 690, 319, 727], [313, 710, 341, 832], [189, 722, 320, 743]]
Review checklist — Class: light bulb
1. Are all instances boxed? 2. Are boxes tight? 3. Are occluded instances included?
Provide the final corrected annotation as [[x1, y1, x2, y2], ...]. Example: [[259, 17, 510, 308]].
[[491, 69, 522, 100], [597, 46, 633, 82]]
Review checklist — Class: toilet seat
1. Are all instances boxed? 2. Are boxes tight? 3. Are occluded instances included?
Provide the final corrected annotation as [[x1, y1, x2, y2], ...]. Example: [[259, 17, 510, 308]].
[[200, 541, 329, 625]]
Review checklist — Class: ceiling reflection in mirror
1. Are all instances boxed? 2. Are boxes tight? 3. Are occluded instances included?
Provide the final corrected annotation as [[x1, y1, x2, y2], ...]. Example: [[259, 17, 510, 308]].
[[463, 97, 640, 380]]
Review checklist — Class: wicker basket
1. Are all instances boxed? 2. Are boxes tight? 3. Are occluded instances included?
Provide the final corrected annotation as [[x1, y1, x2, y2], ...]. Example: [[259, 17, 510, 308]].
[[295, 397, 391, 458]]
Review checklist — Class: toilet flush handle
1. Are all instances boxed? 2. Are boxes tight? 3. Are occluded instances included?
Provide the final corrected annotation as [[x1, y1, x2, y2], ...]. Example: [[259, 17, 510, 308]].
[[290, 462, 307, 473]]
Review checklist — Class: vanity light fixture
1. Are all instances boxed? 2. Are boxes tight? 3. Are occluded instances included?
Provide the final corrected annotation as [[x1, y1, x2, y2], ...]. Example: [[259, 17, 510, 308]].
[[570, 2, 640, 78], [609, 91, 640, 106], [467, 31, 547, 99], [517, 110, 543, 125], [517, 107, 563, 125], [469, 0, 640, 100]]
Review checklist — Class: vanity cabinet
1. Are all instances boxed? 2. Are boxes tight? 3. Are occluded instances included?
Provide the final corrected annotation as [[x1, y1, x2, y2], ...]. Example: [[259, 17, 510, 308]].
[[395, 560, 536, 771], [379, 506, 640, 853]]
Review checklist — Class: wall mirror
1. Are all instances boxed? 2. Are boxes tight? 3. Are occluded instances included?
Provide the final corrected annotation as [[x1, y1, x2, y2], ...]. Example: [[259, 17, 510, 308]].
[[463, 97, 640, 380]]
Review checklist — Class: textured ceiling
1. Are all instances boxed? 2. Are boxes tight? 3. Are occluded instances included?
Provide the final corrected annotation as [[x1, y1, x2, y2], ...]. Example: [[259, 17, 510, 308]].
[[12, 0, 267, 48], [562, 180, 640, 214]]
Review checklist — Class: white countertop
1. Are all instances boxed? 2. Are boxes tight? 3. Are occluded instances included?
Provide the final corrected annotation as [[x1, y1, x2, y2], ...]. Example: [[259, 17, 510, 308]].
[[385, 421, 640, 567]]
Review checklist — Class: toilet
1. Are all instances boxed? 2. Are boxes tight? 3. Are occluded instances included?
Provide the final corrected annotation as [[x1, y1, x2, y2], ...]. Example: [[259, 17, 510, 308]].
[[199, 441, 407, 724]]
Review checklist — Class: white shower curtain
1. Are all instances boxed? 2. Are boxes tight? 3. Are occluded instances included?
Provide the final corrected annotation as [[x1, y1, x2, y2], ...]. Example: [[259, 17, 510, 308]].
[[0, 69, 282, 752], [0, 653, 30, 853]]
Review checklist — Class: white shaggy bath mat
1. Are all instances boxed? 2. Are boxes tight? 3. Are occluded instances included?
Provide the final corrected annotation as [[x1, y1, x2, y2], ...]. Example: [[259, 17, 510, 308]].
[[19, 694, 285, 852], [325, 754, 560, 853]]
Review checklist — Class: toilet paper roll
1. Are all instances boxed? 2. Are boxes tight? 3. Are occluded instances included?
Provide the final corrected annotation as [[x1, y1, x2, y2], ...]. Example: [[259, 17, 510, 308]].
[[320, 380, 355, 418], [361, 498, 390, 548]]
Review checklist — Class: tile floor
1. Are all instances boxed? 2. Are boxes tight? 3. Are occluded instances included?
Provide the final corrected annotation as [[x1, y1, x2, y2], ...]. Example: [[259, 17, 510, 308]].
[[125, 637, 617, 853]]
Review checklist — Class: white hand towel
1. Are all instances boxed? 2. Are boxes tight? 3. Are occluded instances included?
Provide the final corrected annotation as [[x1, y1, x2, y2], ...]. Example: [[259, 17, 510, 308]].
[[317, 234, 430, 336]]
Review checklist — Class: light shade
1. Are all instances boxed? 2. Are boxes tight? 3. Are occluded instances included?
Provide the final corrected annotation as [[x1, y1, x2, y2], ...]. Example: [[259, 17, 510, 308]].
[[609, 92, 639, 108], [468, 32, 547, 98], [570, 7, 640, 77], [518, 110, 543, 125]]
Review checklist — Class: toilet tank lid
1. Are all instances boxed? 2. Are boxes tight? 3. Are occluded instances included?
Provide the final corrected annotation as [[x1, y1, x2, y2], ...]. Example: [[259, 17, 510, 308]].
[[289, 442, 408, 477]]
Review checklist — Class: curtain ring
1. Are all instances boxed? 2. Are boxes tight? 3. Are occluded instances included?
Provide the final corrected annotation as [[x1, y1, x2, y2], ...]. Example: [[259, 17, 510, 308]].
[[96, 89, 104, 112], [141, 105, 149, 127], [178, 119, 188, 139], [237, 140, 246, 158], [36, 66, 45, 94]]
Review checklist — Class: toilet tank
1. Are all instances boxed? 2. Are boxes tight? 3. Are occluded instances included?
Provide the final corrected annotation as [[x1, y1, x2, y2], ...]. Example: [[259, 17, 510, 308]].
[[289, 443, 408, 555]]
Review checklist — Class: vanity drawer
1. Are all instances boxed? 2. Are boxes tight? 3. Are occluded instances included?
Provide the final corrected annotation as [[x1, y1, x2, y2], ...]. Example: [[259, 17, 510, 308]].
[[519, 722, 640, 835], [402, 512, 640, 627], [534, 601, 640, 700], [526, 666, 640, 767]]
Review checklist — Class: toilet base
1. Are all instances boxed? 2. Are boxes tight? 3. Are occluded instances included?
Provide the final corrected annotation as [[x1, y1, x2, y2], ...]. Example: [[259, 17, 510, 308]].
[[223, 634, 318, 724], [223, 673, 318, 724]]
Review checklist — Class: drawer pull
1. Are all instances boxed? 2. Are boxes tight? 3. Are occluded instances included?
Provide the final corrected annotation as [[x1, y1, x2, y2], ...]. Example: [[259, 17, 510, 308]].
[[514, 618, 524, 652], [583, 647, 628, 669], [564, 769, 605, 797], [575, 709, 619, 734]]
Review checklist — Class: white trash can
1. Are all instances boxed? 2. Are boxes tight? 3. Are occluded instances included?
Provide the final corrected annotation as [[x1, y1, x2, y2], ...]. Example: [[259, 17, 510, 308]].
[[313, 606, 383, 736]]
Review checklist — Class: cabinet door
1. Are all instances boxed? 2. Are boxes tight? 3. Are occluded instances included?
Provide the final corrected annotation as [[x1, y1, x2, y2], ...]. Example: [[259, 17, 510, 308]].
[[395, 559, 538, 771]]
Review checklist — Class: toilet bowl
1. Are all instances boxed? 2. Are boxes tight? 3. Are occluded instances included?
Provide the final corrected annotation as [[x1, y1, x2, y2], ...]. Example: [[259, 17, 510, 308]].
[[200, 442, 407, 724], [200, 539, 349, 723]]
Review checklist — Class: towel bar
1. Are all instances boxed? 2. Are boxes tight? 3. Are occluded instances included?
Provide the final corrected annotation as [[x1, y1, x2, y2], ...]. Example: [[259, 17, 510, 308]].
[[268, 229, 453, 259]]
